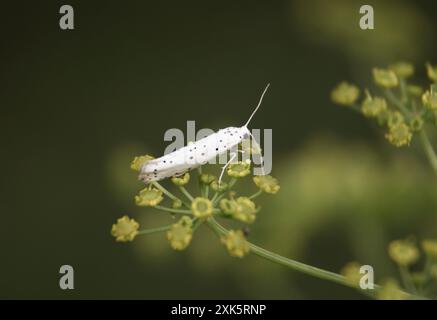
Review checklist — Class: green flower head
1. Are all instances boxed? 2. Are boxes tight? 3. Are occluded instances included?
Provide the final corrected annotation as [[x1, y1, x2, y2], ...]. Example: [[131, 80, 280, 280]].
[[340, 261, 362, 287], [135, 187, 164, 207], [388, 240, 419, 266], [422, 87, 437, 110], [130, 155, 154, 171], [330, 82, 360, 106], [191, 197, 213, 218], [221, 230, 250, 258], [232, 197, 257, 224], [227, 160, 251, 178], [373, 68, 399, 88], [253, 175, 280, 194], [200, 173, 216, 184], [171, 172, 190, 186], [167, 216, 193, 251], [361, 92, 387, 118], [211, 180, 228, 192], [385, 123, 412, 147], [111, 215, 139, 242]]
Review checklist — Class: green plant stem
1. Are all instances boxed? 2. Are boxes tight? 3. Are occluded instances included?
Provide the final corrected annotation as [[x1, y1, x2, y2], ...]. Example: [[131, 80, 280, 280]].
[[197, 167, 205, 197], [399, 78, 409, 106], [249, 190, 263, 200], [212, 178, 237, 206], [206, 217, 425, 300], [152, 182, 189, 208], [137, 225, 171, 236], [179, 186, 194, 202], [385, 89, 411, 117], [155, 205, 193, 215], [419, 129, 437, 176]]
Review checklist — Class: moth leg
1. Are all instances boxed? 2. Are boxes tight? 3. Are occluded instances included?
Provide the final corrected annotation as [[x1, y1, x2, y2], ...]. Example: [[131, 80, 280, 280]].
[[218, 152, 237, 186]]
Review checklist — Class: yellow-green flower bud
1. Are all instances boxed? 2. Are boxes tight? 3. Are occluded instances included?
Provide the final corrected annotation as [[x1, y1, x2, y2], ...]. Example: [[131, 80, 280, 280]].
[[377, 279, 409, 300], [191, 197, 213, 218], [135, 187, 164, 207], [422, 88, 437, 110], [200, 173, 216, 184], [388, 240, 419, 266], [171, 172, 190, 186], [167, 216, 193, 250], [232, 197, 257, 224], [130, 155, 154, 171], [426, 62, 437, 82], [227, 160, 251, 178], [385, 124, 413, 147], [211, 180, 228, 192], [219, 198, 237, 215], [111, 215, 139, 242], [221, 230, 250, 258], [340, 262, 362, 287], [422, 239, 437, 259], [387, 111, 405, 128], [361, 93, 387, 118], [330, 82, 360, 106], [253, 175, 280, 194], [409, 116, 424, 132], [172, 199, 183, 209], [389, 61, 414, 78], [373, 68, 399, 88]]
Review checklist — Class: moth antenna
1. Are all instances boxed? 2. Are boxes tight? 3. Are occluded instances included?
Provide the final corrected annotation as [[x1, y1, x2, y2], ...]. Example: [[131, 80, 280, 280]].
[[244, 83, 270, 127]]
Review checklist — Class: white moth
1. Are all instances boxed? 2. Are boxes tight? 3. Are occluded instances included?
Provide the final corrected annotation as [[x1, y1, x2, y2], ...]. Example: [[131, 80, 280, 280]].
[[139, 84, 270, 184]]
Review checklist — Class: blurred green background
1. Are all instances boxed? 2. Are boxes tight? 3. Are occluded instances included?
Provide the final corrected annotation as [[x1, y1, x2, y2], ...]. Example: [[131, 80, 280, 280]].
[[1, 0, 437, 299]]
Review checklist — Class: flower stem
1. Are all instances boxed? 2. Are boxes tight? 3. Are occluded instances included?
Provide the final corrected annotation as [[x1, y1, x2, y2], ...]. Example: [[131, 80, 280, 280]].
[[249, 189, 263, 200], [419, 129, 437, 176], [137, 225, 171, 236], [155, 205, 192, 215], [206, 218, 425, 299], [179, 186, 194, 202], [385, 89, 411, 117], [399, 266, 417, 295], [152, 182, 189, 208]]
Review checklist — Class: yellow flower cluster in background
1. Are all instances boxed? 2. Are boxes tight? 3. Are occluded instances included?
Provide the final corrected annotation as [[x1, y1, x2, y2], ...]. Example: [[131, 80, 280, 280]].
[[332, 61, 437, 148]]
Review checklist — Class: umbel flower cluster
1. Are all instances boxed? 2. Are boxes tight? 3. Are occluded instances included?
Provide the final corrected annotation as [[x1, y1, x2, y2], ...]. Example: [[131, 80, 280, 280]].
[[331, 62, 437, 148], [111, 144, 280, 258], [341, 238, 437, 300]]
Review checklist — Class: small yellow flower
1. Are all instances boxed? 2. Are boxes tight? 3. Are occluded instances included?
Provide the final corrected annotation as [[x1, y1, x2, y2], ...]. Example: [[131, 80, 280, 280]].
[[172, 199, 183, 209], [191, 197, 213, 218], [227, 160, 251, 178], [211, 180, 228, 192], [409, 116, 424, 132], [200, 173, 216, 184], [422, 88, 437, 110], [111, 215, 139, 242], [389, 61, 414, 78], [388, 240, 419, 266], [385, 123, 412, 147], [135, 187, 164, 207], [426, 62, 437, 82], [377, 279, 409, 300], [232, 197, 257, 224], [407, 85, 423, 97], [219, 198, 238, 215], [171, 172, 190, 186], [340, 262, 361, 287], [422, 239, 437, 258], [221, 230, 250, 258], [130, 155, 154, 171], [373, 68, 399, 88], [253, 175, 280, 194], [330, 82, 360, 106], [361, 93, 387, 117], [167, 216, 193, 250], [387, 111, 405, 129]]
